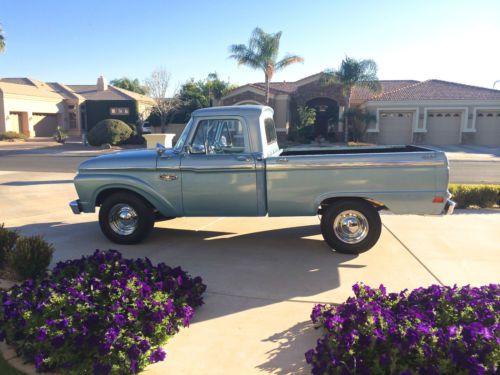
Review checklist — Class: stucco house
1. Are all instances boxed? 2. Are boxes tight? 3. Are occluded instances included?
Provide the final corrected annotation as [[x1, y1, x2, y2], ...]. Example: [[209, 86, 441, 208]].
[[219, 73, 500, 146], [0, 76, 155, 138]]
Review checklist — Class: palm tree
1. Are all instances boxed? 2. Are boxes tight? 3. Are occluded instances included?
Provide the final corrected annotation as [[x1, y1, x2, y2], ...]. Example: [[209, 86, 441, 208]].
[[0, 24, 6, 53], [229, 27, 303, 104], [110, 77, 148, 95], [343, 108, 377, 142], [321, 57, 381, 143]]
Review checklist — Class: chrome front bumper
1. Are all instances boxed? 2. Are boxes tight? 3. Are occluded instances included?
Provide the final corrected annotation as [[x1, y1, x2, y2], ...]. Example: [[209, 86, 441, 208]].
[[443, 199, 456, 215], [69, 200, 82, 214]]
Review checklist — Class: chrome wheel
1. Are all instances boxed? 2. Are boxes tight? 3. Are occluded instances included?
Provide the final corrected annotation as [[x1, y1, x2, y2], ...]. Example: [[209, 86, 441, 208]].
[[108, 204, 138, 236], [333, 210, 369, 244]]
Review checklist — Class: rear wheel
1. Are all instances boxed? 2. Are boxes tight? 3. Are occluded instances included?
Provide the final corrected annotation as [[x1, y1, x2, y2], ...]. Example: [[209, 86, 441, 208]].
[[99, 192, 155, 244], [320, 199, 381, 254]]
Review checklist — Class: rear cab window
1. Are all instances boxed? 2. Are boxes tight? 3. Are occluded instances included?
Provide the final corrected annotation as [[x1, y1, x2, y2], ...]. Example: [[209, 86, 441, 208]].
[[264, 118, 277, 145]]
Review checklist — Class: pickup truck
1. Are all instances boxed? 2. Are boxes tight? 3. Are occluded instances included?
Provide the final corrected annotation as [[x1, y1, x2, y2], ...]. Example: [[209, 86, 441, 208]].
[[70, 105, 455, 254]]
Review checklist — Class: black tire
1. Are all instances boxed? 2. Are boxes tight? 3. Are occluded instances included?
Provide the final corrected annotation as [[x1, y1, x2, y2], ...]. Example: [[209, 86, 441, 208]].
[[98, 192, 155, 244], [320, 199, 381, 254]]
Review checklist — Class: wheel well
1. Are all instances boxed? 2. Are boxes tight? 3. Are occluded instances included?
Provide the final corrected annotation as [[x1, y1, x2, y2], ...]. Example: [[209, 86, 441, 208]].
[[95, 188, 155, 210], [318, 197, 386, 214]]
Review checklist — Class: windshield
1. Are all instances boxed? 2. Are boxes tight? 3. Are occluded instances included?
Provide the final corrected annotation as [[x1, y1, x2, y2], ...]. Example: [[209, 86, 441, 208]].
[[173, 119, 193, 152]]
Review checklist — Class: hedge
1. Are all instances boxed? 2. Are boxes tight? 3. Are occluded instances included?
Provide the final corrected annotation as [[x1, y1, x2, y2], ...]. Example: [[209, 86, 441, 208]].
[[449, 184, 500, 209], [0, 132, 27, 141], [87, 119, 133, 146]]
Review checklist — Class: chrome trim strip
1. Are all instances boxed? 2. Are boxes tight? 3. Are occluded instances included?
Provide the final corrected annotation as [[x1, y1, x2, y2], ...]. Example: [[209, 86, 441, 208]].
[[180, 165, 256, 173], [266, 160, 445, 171], [79, 167, 157, 171]]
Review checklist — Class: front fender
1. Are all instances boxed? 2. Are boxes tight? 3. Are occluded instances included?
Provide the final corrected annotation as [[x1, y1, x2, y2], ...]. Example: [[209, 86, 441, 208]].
[[74, 173, 179, 217]]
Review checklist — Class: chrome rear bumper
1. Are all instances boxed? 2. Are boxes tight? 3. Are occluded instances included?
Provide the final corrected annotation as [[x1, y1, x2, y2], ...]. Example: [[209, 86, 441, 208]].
[[69, 200, 82, 214], [443, 199, 456, 215]]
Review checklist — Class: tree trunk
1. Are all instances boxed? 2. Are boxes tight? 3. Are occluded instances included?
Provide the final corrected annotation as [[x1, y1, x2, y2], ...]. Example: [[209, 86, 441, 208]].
[[344, 93, 351, 143], [265, 75, 270, 105], [160, 114, 166, 133]]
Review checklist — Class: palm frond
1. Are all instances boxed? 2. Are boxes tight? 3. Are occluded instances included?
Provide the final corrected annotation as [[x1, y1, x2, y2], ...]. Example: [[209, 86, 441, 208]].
[[275, 54, 304, 71], [0, 25, 5, 53]]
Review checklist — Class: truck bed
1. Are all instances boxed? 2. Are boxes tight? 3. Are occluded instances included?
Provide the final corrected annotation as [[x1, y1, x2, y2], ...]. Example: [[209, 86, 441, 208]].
[[281, 145, 431, 156]]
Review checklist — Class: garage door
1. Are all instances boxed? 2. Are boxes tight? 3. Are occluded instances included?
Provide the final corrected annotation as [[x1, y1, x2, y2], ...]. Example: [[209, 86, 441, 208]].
[[474, 111, 500, 147], [378, 112, 413, 144], [426, 112, 461, 145], [32, 113, 58, 137]]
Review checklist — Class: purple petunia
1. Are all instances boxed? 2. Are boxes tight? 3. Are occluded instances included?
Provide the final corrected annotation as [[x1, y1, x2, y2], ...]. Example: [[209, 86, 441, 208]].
[[149, 347, 166, 363], [0, 249, 206, 374], [305, 283, 499, 374]]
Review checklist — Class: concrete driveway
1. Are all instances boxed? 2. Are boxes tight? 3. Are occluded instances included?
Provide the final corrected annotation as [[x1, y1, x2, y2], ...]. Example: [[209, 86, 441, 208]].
[[1, 170, 499, 374]]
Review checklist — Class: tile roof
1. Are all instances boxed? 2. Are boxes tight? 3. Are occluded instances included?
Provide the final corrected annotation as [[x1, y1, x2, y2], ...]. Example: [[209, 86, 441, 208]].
[[370, 79, 500, 101], [351, 80, 419, 102]]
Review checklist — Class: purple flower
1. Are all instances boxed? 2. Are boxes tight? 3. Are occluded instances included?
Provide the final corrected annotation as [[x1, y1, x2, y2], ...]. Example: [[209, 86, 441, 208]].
[[36, 327, 47, 342], [114, 313, 126, 326], [51, 334, 65, 348], [149, 347, 166, 363], [127, 345, 141, 360], [130, 359, 139, 373], [34, 353, 45, 370]]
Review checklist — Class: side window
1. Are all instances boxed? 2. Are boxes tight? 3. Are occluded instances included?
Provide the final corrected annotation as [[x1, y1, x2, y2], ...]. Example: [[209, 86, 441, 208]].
[[264, 118, 277, 144], [190, 119, 246, 154]]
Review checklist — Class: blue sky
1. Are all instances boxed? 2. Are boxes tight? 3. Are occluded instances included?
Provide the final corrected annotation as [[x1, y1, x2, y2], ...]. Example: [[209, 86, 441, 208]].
[[1, 0, 499, 94]]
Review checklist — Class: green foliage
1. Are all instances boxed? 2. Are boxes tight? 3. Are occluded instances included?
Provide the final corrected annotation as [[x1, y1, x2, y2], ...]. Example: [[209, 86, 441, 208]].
[[343, 108, 377, 142], [229, 27, 303, 103], [0, 24, 5, 53], [0, 224, 18, 269], [0, 131, 27, 141], [289, 105, 316, 143], [110, 77, 148, 95], [9, 235, 54, 280], [449, 184, 500, 208], [52, 126, 68, 143], [87, 119, 133, 146], [178, 73, 236, 120], [121, 123, 145, 145]]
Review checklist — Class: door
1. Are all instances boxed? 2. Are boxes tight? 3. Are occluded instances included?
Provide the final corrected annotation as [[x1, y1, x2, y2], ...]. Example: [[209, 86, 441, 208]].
[[474, 111, 500, 146], [378, 112, 413, 144], [426, 112, 461, 145], [180, 117, 258, 216]]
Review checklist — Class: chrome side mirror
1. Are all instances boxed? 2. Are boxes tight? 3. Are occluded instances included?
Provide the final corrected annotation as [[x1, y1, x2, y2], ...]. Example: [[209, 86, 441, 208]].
[[156, 143, 166, 156]]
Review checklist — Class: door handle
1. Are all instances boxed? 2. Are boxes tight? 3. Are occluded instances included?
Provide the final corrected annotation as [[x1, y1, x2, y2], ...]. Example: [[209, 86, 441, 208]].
[[277, 157, 289, 163], [235, 156, 252, 162]]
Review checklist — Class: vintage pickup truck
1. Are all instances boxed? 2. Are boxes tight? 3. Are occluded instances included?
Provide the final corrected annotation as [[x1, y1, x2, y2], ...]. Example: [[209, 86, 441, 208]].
[[70, 105, 455, 254]]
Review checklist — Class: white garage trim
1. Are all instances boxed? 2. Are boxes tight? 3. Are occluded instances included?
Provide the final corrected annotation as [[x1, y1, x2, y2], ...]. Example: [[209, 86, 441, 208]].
[[369, 107, 419, 133], [472, 107, 500, 132]]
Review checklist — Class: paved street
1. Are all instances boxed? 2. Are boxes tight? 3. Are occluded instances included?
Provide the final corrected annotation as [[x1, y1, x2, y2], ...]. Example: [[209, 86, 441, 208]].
[[0, 169, 498, 374]]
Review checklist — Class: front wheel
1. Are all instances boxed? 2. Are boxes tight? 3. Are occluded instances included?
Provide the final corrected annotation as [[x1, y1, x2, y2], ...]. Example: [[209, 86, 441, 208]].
[[99, 192, 155, 244], [320, 199, 381, 254]]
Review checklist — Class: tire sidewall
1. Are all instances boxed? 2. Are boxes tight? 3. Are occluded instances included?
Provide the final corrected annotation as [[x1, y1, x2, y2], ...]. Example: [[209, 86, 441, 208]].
[[321, 200, 381, 254], [99, 193, 154, 244]]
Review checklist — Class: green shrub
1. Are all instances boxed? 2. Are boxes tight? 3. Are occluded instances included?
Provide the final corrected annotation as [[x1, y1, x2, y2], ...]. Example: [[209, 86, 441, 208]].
[[87, 119, 133, 146], [449, 184, 500, 208], [52, 126, 68, 143], [0, 131, 27, 141], [0, 224, 18, 269], [9, 235, 54, 280], [121, 123, 145, 145]]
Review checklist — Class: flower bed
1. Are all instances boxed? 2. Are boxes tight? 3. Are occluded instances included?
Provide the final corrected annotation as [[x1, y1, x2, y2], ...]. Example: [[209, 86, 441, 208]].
[[0, 250, 206, 374], [306, 283, 499, 374]]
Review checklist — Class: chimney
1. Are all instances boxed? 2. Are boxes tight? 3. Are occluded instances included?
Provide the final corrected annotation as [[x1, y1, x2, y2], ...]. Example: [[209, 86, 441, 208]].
[[97, 76, 108, 91]]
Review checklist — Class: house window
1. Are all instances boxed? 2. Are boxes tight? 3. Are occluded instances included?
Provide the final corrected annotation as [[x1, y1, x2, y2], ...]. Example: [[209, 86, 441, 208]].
[[110, 107, 130, 116]]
